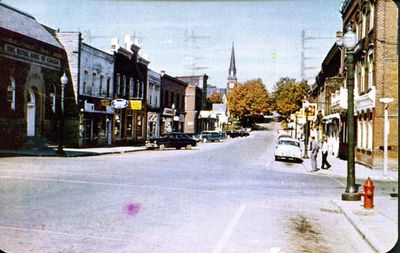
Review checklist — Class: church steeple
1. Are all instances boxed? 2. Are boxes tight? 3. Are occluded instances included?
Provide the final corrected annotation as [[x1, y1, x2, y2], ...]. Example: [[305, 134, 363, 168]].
[[227, 42, 237, 93], [228, 42, 236, 79]]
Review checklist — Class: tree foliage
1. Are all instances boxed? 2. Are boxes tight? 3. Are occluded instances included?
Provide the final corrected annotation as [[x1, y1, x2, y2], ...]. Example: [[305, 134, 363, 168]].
[[272, 77, 309, 118], [227, 79, 271, 119], [208, 91, 223, 104]]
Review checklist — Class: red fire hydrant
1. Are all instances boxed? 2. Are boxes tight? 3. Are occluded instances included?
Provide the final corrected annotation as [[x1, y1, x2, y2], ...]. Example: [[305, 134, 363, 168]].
[[360, 177, 375, 209]]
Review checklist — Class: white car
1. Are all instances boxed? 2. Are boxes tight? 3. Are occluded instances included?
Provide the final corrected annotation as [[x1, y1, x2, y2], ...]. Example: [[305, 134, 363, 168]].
[[274, 137, 303, 163]]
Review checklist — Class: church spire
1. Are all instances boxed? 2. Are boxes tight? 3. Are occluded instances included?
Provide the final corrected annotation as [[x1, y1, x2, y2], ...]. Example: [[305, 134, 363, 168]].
[[227, 42, 237, 94], [228, 42, 236, 79]]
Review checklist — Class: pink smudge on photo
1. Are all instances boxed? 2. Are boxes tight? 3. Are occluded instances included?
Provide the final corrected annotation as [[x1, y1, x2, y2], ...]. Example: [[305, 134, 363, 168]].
[[123, 203, 141, 216]]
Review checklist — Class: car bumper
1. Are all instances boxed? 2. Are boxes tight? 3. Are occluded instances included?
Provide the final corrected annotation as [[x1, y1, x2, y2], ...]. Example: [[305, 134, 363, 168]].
[[145, 142, 158, 149]]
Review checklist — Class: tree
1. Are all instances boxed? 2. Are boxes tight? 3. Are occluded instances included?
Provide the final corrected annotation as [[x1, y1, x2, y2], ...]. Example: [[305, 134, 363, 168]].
[[208, 91, 223, 104], [227, 79, 271, 120], [272, 77, 309, 119]]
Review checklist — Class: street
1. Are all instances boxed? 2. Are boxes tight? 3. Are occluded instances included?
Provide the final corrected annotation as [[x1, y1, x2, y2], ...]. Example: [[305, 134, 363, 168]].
[[0, 130, 377, 253]]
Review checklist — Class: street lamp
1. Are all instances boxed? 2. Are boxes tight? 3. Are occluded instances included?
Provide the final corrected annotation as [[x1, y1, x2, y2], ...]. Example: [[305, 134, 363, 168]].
[[379, 98, 394, 177], [57, 72, 68, 155], [338, 26, 360, 201], [303, 99, 310, 159], [171, 103, 176, 132]]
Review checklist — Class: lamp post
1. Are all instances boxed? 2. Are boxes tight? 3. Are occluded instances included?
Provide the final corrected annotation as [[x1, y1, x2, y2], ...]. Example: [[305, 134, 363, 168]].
[[339, 26, 361, 201], [171, 103, 176, 132], [57, 72, 68, 155], [379, 98, 394, 177], [303, 100, 310, 159]]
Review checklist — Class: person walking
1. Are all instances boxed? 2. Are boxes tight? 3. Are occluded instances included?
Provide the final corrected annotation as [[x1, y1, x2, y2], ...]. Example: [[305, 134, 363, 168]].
[[321, 138, 331, 169], [310, 136, 319, 171]]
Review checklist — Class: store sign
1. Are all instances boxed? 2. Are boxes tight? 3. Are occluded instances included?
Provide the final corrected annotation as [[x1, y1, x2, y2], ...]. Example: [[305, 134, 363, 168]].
[[129, 100, 142, 110], [4, 44, 60, 68], [100, 100, 111, 107], [111, 99, 129, 109]]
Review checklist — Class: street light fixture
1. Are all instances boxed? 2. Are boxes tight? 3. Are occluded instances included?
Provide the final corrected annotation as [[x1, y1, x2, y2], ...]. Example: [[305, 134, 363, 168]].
[[338, 26, 361, 201], [303, 99, 310, 159], [57, 72, 68, 155]]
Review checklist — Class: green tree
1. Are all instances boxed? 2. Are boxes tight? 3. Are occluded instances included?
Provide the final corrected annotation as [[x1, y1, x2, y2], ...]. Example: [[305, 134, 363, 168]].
[[272, 77, 309, 118], [227, 79, 271, 120]]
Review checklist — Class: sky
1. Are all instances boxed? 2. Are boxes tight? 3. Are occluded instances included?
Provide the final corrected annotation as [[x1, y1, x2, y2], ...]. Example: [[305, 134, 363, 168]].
[[2, 0, 343, 90]]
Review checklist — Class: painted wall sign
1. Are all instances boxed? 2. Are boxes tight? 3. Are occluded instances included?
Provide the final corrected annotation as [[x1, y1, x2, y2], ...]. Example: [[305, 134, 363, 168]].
[[4, 44, 61, 68]]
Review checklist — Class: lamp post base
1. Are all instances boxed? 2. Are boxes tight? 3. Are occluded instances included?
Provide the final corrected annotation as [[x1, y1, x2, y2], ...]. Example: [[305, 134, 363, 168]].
[[341, 192, 361, 201]]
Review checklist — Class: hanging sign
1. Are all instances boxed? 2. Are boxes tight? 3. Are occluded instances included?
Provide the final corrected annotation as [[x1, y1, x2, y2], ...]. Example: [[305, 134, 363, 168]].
[[111, 98, 129, 109]]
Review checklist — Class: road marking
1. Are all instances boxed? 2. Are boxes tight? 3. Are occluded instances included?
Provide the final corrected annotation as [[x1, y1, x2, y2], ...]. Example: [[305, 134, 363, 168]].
[[0, 224, 130, 242], [212, 203, 246, 253]]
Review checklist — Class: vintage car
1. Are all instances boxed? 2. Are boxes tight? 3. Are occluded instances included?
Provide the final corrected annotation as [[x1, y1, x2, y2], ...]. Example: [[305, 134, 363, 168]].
[[274, 137, 303, 163], [145, 132, 197, 150], [197, 131, 225, 143]]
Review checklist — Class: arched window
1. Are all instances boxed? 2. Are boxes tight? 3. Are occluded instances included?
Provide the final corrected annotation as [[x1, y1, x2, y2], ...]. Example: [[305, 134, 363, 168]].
[[7, 76, 16, 111]]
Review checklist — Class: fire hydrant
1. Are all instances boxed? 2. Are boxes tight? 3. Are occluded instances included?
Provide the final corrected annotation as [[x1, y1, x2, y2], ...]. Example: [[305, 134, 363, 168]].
[[360, 177, 375, 209]]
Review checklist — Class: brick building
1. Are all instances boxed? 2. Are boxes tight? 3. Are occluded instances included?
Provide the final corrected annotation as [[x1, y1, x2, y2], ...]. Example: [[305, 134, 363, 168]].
[[0, 3, 68, 149], [340, 0, 398, 169]]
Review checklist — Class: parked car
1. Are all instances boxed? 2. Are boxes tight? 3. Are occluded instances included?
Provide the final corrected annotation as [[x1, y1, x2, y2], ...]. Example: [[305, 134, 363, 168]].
[[274, 137, 303, 163], [146, 132, 197, 150], [197, 131, 224, 143], [278, 134, 292, 140]]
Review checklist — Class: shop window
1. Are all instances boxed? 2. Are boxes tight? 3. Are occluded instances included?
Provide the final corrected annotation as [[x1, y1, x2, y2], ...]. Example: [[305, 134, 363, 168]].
[[127, 110, 133, 138], [357, 115, 362, 148], [7, 77, 16, 111], [136, 115, 143, 138], [99, 117, 107, 138]]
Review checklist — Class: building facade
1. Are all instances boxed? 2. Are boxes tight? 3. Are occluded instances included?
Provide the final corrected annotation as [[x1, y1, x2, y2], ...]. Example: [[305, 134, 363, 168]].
[[147, 69, 161, 138], [340, 0, 398, 169], [160, 72, 187, 134], [0, 3, 68, 149], [111, 36, 149, 145], [57, 32, 115, 147]]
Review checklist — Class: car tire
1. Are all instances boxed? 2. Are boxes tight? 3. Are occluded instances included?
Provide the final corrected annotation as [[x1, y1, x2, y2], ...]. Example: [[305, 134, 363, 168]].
[[176, 147, 182, 150], [275, 156, 279, 161], [186, 144, 192, 150], [159, 144, 165, 151]]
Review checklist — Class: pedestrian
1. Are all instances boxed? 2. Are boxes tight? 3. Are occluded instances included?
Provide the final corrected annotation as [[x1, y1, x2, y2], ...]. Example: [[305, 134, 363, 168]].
[[321, 138, 331, 169], [310, 136, 319, 171]]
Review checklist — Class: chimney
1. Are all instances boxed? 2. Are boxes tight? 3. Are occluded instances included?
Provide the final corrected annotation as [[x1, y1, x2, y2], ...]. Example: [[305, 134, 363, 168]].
[[124, 35, 134, 51], [111, 38, 120, 51], [160, 70, 166, 77]]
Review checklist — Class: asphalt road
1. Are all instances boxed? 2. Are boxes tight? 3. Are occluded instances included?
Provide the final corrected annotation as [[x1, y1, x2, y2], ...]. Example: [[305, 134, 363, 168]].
[[0, 130, 375, 253]]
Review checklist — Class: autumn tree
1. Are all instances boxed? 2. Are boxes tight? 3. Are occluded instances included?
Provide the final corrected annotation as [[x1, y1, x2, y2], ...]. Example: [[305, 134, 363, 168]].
[[208, 91, 223, 104], [227, 79, 271, 120], [272, 77, 309, 118]]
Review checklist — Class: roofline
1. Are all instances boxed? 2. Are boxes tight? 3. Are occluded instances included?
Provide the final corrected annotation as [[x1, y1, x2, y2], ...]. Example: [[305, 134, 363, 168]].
[[0, 2, 35, 20]]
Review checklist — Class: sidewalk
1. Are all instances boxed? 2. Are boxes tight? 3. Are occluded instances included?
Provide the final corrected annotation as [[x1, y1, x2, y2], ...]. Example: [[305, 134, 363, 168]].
[[303, 155, 398, 253], [0, 145, 147, 157]]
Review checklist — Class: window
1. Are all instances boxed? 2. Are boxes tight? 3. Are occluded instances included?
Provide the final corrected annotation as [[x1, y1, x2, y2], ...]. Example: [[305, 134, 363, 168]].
[[92, 73, 97, 96], [129, 78, 134, 97], [367, 113, 373, 150], [106, 77, 111, 97], [99, 75, 104, 97], [362, 12, 366, 38], [7, 77, 16, 111], [141, 81, 145, 98], [83, 70, 89, 95], [360, 61, 366, 92], [116, 74, 121, 96], [367, 53, 373, 89], [354, 64, 359, 96], [369, 3, 374, 31], [362, 114, 367, 149], [136, 80, 140, 98], [50, 85, 56, 113]]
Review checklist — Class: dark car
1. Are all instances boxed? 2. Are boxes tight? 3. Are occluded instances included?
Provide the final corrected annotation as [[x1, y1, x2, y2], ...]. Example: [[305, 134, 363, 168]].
[[198, 131, 224, 143], [145, 132, 197, 150]]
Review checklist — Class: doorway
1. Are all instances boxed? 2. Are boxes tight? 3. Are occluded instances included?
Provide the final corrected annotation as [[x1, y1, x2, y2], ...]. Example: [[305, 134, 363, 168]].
[[27, 89, 36, 136]]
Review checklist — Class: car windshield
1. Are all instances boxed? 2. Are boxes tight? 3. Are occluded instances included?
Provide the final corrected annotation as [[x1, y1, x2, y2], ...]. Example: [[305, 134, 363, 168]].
[[278, 140, 300, 147]]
